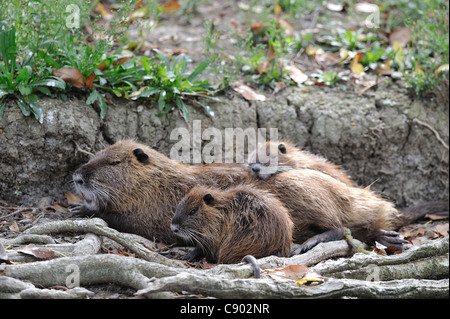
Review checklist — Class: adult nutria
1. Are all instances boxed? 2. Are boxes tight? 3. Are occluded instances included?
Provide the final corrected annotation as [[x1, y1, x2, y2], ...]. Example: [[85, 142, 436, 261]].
[[248, 140, 353, 186], [253, 168, 449, 252], [170, 185, 293, 263], [70, 140, 251, 244]]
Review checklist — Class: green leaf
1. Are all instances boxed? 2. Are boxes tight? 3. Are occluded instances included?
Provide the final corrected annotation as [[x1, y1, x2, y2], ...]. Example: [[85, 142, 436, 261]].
[[153, 49, 169, 69], [0, 97, 6, 120], [31, 76, 66, 90], [18, 84, 32, 96], [176, 96, 189, 122], [158, 90, 166, 112], [0, 89, 8, 99], [15, 66, 32, 84], [188, 57, 211, 82], [87, 89, 107, 118], [15, 97, 31, 117], [28, 100, 44, 124]]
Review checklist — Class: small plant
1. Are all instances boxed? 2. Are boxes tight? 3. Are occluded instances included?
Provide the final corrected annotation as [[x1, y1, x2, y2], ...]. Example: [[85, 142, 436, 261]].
[[310, 69, 348, 87], [129, 50, 220, 121], [0, 22, 66, 122]]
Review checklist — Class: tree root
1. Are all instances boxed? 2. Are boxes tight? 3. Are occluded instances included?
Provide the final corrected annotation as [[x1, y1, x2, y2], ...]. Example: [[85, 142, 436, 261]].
[[1, 216, 448, 299], [22, 218, 186, 267]]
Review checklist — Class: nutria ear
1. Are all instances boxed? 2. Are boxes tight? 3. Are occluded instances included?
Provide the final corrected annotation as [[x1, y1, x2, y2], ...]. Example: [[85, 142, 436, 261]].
[[133, 148, 149, 164], [278, 143, 287, 154], [203, 193, 215, 206]]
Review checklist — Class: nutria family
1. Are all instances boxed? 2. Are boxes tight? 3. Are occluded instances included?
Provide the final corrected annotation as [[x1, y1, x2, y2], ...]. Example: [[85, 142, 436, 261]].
[[171, 185, 293, 263], [71, 139, 448, 255], [248, 140, 353, 186]]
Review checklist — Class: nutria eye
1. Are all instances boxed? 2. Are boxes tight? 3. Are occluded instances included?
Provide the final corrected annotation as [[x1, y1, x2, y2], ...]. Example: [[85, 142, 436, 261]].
[[110, 161, 120, 166], [189, 209, 196, 216]]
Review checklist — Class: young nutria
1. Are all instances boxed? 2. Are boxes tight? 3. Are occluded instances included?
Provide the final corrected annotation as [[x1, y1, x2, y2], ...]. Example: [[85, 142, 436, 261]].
[[248, 140, 353, 186], [171, 185, 293, 263], [70, 140, 252, 244]]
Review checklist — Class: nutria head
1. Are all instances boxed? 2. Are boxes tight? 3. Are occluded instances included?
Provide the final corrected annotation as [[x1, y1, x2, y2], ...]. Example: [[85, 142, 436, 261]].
[[248, 140, 293, 179], [72, 140, 181, 213], [171, 187, 226, 251]]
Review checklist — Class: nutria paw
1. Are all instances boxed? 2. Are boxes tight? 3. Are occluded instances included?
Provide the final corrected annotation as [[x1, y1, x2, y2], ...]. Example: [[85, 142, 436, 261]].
[[374, 229, 407, 251], [68, 203, 94, 218]]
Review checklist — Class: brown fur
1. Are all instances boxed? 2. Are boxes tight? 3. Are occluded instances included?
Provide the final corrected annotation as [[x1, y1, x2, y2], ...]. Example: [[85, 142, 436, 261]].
[[71, 140, 251, 243], [248, 140, 354, 186], [253, 169, 402, 244], [171, 185, 293, 263], [71, 139, 445, 251]]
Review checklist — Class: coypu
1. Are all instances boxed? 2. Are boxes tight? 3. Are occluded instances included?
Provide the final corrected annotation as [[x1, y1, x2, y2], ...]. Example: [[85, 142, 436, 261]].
[[70, 140, 252, 244], [248, 140, 353, 186], [70, 139, 448, 253], [253, 168, 449, 253], [170, 185, 293, 263]]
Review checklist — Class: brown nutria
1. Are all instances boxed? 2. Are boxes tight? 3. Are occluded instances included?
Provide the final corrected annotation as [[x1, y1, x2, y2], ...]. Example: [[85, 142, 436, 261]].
[[253, 168, 449, 253], [170, 185, 293, 263], [248, 139, 354, 186], [70, 140, 252, 244], [70, 139, 448, 253]]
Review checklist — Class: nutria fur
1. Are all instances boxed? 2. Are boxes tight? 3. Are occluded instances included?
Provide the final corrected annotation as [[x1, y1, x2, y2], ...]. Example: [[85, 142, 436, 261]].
[[171, 185, 293, 263], [70, 140, 251, 243], [248, 140, 353, 186], [71, 139, 448, 252]]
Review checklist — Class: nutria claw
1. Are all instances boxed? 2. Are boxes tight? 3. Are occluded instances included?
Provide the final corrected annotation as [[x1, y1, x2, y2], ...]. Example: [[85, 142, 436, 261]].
[[68, 202, 82, 215], [374, 229, 407, 251]]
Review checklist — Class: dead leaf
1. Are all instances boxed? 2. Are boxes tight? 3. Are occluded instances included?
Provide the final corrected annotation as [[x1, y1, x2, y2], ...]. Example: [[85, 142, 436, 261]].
[[426, 213, 449, 221], [257, 45, 276, 75], [96, 3, 114, 21], [435, 63, 449, 75], [296, 271, 324, 285], [232, 82, 267, 101], [265, 264, 309, 280], [18, 244, 55, 259], [53, 67, 85, 88], [64, 192, 83, 205], [326, 2, 348, 12], [433, 223, 449, 237], [315, 51, 341, 66], [389, 27, 411, 47], [354, 2, 379, 13], [9, 221, 19, 233], [161, 1, 181, 14], [305, 46, 325, 57], [350, 52, 365, 75], [85, 73, 95, 88], [278, 19, 294, 37], [285, 63, 308, 84]]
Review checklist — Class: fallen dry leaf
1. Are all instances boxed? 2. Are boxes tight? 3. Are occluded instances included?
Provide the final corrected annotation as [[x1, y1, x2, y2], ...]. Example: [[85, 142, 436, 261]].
[[354, 2, 379, 13], [161, 1, 181, 14], [278, 19, 294, 37], [285, 63, 308, 84], [232, 82, 267, 101], [64, 192, 83, 205], [53, 67, 85, 88], [18, 244, 55, 259], [433, 223, 449, 237], [389, 27, 411, 47], [350, 52, 365, 75], [296, 271, 324, 286], [265, 264, 309, 280]]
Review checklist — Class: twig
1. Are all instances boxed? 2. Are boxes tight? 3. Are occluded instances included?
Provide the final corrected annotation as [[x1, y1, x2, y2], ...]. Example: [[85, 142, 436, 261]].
[[73, 140, 95, 157], [412, 118, 449, 150]]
